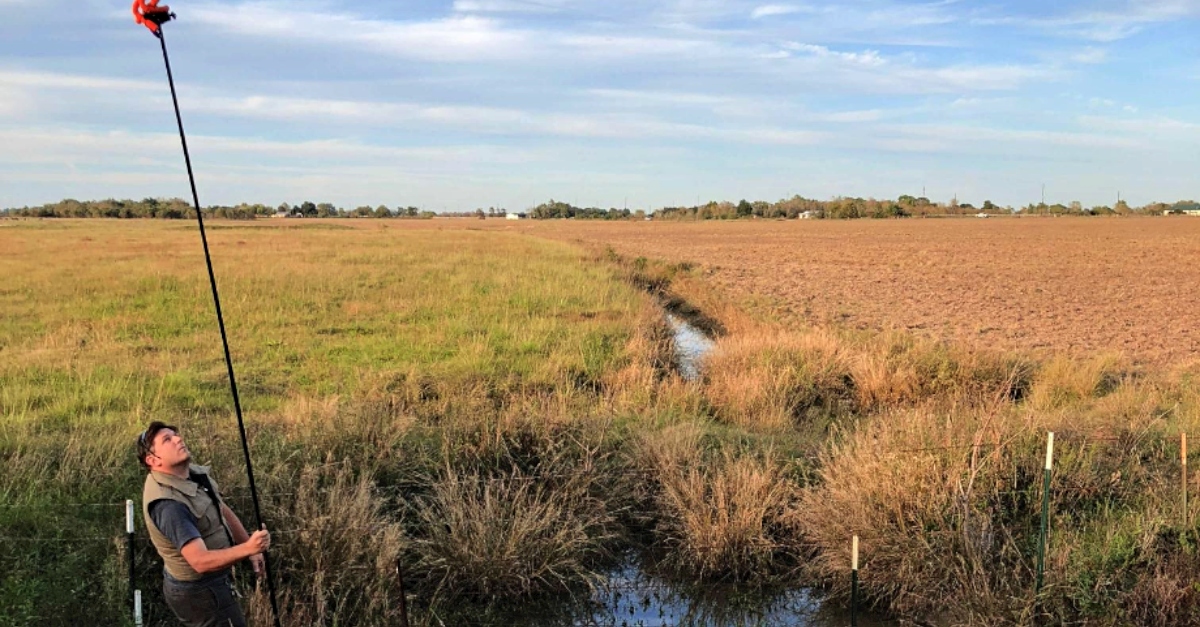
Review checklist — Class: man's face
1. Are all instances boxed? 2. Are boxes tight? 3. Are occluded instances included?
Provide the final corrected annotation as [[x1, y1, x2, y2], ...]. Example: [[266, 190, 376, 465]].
[[146, 428, 190, 469]]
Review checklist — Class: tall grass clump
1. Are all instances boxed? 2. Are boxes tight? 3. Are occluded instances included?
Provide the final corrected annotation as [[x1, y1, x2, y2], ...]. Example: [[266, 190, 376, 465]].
[[246, 466, 406, 627], [848, 330, 1034, 411], [633, 425, 802, 580], [795, 404, 1043, 621], [411, 468, 614, 602], [702, 329, 852, 430], [1029, 353, 1127, 410]]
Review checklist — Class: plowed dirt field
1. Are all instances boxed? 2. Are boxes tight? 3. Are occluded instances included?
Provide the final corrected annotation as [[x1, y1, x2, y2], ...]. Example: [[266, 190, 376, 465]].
[[509, 217, 1200, 368]]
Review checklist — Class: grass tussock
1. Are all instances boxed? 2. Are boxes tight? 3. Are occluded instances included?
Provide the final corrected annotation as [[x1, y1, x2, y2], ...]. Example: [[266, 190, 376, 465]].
[[411, 468, 614, 602], [247, 466, 406, 627], [656, 452, 798, 580], [633, 426, 801, 581], [794, 404, 1036, 621], [1029, 353, 1128, 410], [702, 329, 852, 430]]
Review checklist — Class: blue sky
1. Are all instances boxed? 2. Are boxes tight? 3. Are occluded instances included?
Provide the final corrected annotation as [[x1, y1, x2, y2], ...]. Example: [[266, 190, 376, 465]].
[[2, 0, 1198, 211]]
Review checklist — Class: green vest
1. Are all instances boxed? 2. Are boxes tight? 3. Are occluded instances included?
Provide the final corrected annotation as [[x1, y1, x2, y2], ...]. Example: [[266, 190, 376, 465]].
[[142, 465, 234, 582]]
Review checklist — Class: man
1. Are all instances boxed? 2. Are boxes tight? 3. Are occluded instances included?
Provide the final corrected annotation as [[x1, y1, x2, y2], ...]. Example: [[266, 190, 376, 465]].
[[137, 421, 271, 627]]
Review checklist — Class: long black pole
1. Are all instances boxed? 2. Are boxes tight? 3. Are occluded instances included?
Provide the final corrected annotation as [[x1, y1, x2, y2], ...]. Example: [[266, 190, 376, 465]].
[[155, 27, 283, 627]]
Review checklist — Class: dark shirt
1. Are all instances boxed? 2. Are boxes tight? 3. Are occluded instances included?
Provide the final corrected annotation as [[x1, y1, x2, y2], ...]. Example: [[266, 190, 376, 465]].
[[148, 471, 231, 586]]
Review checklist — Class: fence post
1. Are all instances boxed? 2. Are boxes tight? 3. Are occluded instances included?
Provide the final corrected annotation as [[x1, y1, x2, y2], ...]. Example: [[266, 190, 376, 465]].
[[395, 558, 411, 627], [134, 590, 143, 627], [1036, 432, 1054, 594], [126, 499, 135, 615], [851, 535, 859, 627]]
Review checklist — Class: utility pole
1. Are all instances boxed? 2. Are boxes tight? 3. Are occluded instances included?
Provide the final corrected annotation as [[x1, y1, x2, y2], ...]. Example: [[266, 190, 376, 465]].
[[1041, 183, 1045, 205]]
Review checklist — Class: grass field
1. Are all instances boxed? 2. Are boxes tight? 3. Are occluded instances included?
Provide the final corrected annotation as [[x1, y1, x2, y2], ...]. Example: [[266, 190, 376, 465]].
[[4, 217, 1200, 626]]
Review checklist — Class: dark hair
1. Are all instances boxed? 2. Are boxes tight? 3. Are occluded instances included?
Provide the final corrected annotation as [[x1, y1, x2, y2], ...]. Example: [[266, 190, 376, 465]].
[[136, 421, 178, 470]]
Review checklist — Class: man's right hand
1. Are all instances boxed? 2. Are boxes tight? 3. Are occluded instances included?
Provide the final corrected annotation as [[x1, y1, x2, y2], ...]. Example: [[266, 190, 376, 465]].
[[246, 526, 271, 555]]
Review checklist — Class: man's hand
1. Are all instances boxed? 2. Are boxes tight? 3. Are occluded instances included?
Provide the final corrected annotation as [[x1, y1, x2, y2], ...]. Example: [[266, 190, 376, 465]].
[[246, 526, 271, 555], [249, 553, 265, 579]]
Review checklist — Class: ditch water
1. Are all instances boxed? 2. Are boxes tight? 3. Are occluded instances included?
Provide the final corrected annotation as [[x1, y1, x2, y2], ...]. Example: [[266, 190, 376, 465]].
[[666, 314, 715, 382], [465, 557, 891, 627]]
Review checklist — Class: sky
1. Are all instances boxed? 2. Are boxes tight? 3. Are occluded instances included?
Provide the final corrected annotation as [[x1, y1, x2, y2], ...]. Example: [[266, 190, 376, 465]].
[[1, 0, 1198, 211]]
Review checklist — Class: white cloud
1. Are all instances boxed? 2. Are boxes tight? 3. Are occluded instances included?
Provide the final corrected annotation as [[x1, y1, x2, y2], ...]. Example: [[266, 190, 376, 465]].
[[783, 42, 886, 66], [976, 0, 1200, 42], [878, 122, 1145, 152], [189, 4, 535, 62], [1077, 114, 1200, 135], [1071, 47, 1108, 64], [751, 4, 802, 19], [453, 0, 565, 14], [0, 69, 158, 93]]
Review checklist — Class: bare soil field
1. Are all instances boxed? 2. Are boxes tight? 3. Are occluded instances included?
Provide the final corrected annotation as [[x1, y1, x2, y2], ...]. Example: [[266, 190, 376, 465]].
[[496, 216, 1200, 368]]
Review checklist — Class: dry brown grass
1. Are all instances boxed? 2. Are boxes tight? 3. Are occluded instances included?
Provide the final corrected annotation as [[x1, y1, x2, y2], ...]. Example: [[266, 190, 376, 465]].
[[632, 426, 802, 580], [1029, 353, 1127, 410], [655, 451, 798, 579], [248, 466, 406, 627], [411, 468, 614, 601], [702, 328, 852, 430]]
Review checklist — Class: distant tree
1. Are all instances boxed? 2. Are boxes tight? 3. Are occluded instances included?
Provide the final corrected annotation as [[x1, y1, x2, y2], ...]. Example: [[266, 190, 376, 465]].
[[373, 204, 391, 218], [475, 208, 486, 219]]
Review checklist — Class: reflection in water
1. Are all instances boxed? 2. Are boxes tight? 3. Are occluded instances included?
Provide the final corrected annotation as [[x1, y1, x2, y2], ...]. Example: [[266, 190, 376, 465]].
[[579, 563, 889, 627], [666, 314, 715, 381], [435, 560, 889, 627]]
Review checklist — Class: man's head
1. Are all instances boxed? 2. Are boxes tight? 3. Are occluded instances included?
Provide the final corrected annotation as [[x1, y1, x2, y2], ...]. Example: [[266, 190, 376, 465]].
[[136, 421, 190, 471]]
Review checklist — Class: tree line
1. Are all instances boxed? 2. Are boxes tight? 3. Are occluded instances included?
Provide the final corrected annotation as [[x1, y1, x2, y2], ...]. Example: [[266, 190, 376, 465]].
[[654, 196, 1199, 220], [0, 198, 438, 220], [3, 196, 1196, 221]]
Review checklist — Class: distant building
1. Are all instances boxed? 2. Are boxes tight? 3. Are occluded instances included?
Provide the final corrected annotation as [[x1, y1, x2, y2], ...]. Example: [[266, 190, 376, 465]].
[[506, 212, 527, 220], [798, 210, 815, 219], [975, 212, 991, 218]]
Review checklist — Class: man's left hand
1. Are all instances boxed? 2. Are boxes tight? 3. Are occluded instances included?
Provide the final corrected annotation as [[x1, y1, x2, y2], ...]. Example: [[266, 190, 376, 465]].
[[249, 554, 265, 579]]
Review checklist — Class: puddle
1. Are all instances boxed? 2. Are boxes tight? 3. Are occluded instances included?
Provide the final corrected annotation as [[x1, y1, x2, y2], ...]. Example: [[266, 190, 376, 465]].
[[666, 314, 715, 381], [441, 560, 890, 627], [583, 562, 890, 627]]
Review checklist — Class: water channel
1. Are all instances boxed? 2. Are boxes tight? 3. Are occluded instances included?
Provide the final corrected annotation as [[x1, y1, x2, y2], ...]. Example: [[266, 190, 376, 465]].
[[441, 313, 889, 626], [548, 313, 887, 627]]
